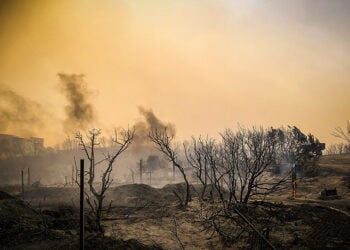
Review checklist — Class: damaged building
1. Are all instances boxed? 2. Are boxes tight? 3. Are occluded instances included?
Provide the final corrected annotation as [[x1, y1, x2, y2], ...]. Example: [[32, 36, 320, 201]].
[[0, 134, 44, 159]]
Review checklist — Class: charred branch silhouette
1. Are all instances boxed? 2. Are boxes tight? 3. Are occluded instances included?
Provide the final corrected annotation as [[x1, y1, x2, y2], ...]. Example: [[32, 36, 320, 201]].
[[76, 127, 134, 232], [184, 136, 211, 201], [149, 128, 191, 208], [332, 121, 350, 144]]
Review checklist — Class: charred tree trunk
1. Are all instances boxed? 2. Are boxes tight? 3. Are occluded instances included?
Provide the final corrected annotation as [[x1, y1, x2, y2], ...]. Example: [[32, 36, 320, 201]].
[[149, 128, 191, 208], [76, 128, 134, 233]]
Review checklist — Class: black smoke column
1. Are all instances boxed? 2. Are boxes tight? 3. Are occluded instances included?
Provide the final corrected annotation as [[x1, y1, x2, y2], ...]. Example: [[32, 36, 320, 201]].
[[58, 73, 94, 132]]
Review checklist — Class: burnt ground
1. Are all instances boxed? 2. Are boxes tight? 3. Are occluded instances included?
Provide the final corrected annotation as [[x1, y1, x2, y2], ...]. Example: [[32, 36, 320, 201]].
[[0, 154, 349, 249]]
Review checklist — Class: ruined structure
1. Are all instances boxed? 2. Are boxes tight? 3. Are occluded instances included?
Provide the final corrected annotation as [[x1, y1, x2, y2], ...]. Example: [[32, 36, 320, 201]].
[[0, 134, 44, 159]]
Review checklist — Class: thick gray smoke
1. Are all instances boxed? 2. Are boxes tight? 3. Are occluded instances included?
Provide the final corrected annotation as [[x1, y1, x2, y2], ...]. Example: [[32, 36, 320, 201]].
[[0, 84, 46, 137], [58, 73, 94, 132], [144, 154, 168, 171], [134, 106, 176, 145]]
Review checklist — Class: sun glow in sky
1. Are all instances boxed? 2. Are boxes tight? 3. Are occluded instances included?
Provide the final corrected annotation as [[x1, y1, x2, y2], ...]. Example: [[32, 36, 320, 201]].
[[0, 0, 349, 146]]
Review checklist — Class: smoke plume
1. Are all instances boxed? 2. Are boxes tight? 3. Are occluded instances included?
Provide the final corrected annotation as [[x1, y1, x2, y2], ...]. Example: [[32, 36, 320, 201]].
[[134, 106, 176, 145], [144, 154, 168, 171], [58, 73, 95, 132], [0, 84, 47, 137]]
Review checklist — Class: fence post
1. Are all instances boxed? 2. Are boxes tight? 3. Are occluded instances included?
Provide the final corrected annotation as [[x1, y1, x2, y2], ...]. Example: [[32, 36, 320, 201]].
[[72, 164, 74, 185], [21, 170, 24, 198], [149, 167, 152, 185], [139, 159, 143, 183], [27, 168, 31, 186], [80, 159, 84, 250]]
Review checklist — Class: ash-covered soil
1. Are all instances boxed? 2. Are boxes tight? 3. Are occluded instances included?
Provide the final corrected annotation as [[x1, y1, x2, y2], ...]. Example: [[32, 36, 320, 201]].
[[0, 155, 349, 249]]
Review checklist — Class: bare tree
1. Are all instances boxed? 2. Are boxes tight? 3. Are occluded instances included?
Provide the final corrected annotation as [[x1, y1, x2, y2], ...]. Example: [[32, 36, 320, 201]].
[[76, 127, 134, 232], [185, 127, 289, 206], [326, 142, 350, 155], [332, 121, 350, 144], [272, 126, 324, 178], [61, 135, 79, 151], [195, 127, 287, 249], [184, 136, 210, 200], [149, 128, 191, 208], [219, 127, 284, 204]]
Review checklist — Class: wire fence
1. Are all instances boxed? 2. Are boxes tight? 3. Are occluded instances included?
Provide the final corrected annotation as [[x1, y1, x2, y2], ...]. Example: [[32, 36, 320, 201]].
[[0, 161, 87, 249]]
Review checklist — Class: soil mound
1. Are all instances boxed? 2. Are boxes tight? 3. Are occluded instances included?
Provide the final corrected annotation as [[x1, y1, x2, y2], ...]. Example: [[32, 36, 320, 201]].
[[82, 237, 163, 250], [24, 187, 77, 199], [107, 184, 170, 206], [161, 183, 221, 199], [0, 190, 14, 200]]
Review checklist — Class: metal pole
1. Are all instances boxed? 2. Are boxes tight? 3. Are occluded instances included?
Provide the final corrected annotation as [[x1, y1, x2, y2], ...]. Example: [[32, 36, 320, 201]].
[[80, 159, 84, 250]]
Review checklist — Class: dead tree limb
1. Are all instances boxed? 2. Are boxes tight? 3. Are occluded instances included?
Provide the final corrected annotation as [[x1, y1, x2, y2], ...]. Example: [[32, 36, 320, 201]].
[[76, 127, 134, 232]]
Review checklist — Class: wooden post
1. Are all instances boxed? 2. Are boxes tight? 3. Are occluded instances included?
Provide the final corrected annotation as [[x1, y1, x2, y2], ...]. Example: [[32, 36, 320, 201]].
[[139, 160, 143, 183], [72, 165, 74, 185], [27, 168, 31, 186], [80, 159, 84, 250], [21, 170, 24, 198], [149, 166, 152, 185]]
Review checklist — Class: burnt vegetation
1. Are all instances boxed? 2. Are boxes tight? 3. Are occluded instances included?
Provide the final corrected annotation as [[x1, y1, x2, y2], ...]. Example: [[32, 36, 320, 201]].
[[0, 76, 348, 249], [76, 127, 134, 232]]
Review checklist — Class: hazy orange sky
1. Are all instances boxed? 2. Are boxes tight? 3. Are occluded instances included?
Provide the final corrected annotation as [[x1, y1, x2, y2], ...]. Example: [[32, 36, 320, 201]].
[[0, 0, 349, 146]]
